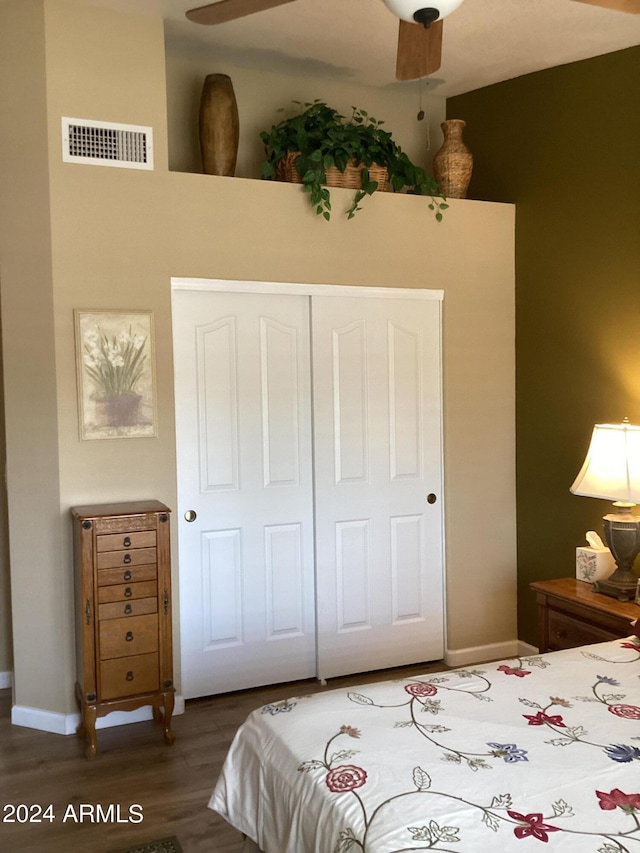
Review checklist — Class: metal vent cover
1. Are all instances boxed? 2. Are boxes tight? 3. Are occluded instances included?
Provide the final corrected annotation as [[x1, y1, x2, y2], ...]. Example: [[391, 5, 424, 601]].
[[61, 117, 153, 170]]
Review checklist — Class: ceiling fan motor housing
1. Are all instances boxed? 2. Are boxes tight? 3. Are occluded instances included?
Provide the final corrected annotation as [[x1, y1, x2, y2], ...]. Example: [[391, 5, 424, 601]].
[[382, 0, 465, 25], [414, 8, 441, 26]]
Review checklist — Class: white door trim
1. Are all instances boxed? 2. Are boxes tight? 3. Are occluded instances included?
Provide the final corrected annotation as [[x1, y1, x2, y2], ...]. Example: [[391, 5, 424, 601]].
[[171, 277, 443, 302]]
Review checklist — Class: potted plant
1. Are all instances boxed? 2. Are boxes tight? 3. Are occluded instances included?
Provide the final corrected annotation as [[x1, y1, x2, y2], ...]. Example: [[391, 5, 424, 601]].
[[260, 100, 448, 221]]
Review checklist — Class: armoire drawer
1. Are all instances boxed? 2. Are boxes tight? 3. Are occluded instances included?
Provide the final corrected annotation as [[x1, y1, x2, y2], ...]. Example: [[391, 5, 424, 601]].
[[97, 580, 158, 603], [99, 613, 159, 660], [97, 564, 157, 586], [100, 653, 160, 700], [97, 547, 157, 570], [97, 530, 157, 552], [99, 596, 158, 621]]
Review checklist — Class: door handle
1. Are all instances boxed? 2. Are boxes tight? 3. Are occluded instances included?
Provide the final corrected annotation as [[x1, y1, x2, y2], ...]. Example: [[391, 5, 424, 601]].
[[184, 510, 197, 522]]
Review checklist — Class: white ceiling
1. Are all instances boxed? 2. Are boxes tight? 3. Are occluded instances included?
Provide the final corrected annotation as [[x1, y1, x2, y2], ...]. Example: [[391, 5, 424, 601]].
[[98, 0, 640, 96]]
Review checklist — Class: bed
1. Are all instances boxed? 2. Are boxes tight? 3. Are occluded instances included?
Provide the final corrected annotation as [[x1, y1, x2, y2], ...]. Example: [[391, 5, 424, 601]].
[[209, 630, 640, 852]]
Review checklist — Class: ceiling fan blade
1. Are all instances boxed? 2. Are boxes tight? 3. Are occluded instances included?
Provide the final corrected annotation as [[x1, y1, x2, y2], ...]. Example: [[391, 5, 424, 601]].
[[186, 0, 298, 26], [396, 19, 443, 81], [569, 0, 640, 12]]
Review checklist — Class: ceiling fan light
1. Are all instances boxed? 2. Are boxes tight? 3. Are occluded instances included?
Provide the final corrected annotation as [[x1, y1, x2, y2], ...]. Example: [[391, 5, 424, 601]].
[[382, 0, 464, 24]]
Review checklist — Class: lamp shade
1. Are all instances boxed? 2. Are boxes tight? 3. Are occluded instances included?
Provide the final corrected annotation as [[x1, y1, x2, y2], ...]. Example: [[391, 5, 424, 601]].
[[570, 422, 640, 503], [382, 0, 465, 24]]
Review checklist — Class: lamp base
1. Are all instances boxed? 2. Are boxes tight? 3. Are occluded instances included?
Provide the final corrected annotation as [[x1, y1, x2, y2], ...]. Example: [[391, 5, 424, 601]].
[[595, 507, 640, 601], [593, 573, 637, 602]]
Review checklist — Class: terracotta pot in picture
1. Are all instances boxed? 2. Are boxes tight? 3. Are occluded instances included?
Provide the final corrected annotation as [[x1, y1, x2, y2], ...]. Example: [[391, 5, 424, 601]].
[[433, 119, 473, 199], [95, 394, 142, 428], [199, 73, 240, 177]]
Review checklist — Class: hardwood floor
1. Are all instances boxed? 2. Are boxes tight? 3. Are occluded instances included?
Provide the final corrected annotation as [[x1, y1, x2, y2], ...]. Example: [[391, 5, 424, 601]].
[[0, 660, 447, 853]]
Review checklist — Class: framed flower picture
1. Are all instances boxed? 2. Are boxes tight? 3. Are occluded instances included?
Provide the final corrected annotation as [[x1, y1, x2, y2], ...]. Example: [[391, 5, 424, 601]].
[[75, 310, 157, 440]]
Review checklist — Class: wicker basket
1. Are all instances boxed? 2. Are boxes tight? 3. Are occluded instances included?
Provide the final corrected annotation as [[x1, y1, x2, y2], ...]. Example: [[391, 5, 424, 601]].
[[276, 151, 389, 192]]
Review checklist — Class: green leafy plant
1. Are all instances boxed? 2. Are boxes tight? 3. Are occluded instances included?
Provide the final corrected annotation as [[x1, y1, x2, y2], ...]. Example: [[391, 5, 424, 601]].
[[260, 100, 448, 221]]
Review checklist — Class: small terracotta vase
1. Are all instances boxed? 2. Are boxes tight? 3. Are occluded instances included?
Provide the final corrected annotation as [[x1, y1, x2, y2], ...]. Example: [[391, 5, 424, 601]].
[[433, 119, 473, 199], [199, 74, 239, 177]]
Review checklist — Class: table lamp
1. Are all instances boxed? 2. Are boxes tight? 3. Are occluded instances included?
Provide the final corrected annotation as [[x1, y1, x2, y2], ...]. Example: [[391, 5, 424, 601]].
[[570, 419, 640, 601]]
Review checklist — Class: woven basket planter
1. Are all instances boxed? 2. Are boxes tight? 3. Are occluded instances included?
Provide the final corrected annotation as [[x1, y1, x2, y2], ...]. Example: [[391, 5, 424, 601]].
[[276, 151, 389, 192]]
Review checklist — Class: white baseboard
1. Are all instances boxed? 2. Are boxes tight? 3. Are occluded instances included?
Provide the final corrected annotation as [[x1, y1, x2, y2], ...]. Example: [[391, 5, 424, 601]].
[[12, 694, 185, 736], [0, 671, 12, 689], [444, 639, 539, 668], [518, 640, 539, 657]]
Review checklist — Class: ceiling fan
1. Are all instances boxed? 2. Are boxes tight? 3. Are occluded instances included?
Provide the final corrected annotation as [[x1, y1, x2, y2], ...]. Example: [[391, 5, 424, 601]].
[[185, 0, 640, 81]]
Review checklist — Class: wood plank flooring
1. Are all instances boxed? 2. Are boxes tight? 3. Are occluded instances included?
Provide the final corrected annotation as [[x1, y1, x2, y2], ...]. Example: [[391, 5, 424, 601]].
[[0, 660, 447, 853]]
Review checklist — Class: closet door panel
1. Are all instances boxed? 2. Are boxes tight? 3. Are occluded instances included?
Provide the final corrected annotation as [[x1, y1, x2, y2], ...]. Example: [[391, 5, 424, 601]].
[[313, 295, 444, 680], [174, 290, 315, 699]]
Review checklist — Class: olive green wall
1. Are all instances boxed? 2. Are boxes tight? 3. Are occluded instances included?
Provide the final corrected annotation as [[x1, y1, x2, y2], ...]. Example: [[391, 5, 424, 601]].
[[449, 46, 640, 645]]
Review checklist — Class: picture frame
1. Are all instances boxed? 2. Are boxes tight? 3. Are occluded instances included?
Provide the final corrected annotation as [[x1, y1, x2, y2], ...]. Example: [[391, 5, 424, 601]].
[[75, 310, 157, 440]]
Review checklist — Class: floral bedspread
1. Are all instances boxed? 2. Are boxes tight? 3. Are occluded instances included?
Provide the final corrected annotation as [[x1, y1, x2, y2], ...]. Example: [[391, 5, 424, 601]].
[[209, 636, 640, 852]]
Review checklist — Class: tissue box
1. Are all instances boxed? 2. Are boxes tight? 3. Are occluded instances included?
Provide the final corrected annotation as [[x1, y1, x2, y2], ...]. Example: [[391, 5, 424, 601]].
[[576, 547, 615, 583]]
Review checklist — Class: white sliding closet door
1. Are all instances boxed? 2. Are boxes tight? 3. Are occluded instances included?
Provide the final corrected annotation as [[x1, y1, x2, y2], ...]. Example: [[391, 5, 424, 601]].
[[312, 295, 444, 680], [173, 289, 316, 699]]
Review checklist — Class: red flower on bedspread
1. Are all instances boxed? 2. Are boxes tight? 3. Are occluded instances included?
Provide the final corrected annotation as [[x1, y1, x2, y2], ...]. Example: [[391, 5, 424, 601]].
[[523, 710, 566, 727], [325, 765, 368, 793], [404, 682, 438, 698], [608, 703, 640, 720], [497, 664, 531, 677], [621, 641, 640, 652], [507, 811, 561, 842], [596, 789, 640, 814]]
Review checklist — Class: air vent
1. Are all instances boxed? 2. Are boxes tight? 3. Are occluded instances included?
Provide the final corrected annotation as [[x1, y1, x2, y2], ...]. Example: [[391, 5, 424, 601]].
[[61, 117, 154, 170]]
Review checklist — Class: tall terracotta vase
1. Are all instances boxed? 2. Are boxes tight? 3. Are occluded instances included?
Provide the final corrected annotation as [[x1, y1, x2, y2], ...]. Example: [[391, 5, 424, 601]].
[[199, 74, 239, 176], [433, 119, 473, 199]]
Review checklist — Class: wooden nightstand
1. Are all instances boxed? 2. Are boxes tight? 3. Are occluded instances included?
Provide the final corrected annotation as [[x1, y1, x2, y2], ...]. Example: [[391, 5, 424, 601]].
[[530, 578, 639, 653]]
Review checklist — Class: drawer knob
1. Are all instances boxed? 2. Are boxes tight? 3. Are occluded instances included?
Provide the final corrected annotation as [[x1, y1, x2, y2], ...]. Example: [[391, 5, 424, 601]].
[[126, 671, 134, 681], [125, 631, 134, 642], [123, 536, 131, 547], [124, 586, 132, 598], [123, 553, 132, 565], [123, 570, 132, 581], [124, 603, 133, 615]]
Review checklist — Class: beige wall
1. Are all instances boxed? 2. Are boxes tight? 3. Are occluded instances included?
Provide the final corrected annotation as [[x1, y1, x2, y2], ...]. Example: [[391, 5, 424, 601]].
[[0, 333, 12, 677], [0, 0, 66, 702], [165, 51, 447, 180], [0, 0, 515, 719]]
